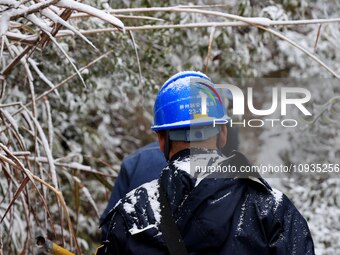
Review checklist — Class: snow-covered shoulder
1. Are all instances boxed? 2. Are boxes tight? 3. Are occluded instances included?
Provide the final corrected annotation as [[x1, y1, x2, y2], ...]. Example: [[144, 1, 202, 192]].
[[115, 179, 161, 235], [171, 152, 227, 185], [246, 177, 285, 214]]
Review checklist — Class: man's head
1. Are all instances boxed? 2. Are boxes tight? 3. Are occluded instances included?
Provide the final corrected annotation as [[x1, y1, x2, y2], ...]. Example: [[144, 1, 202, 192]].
[[156, 126, 227, 159], [151, 71, 229, 160]]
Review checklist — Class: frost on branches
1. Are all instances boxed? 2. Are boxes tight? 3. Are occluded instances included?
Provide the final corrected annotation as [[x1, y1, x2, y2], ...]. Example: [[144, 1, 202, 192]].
[[0, 0, 340, 254]]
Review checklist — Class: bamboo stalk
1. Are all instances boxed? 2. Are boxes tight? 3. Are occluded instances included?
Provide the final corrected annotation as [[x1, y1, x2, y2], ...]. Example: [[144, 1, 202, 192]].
[[71, 13, 165, 21]]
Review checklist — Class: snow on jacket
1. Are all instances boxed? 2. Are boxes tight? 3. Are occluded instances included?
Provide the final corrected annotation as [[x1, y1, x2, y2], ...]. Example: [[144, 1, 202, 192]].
[[99, 148, 315, 255], [100, 142, 167, 238], [100, 130, 239, 239]]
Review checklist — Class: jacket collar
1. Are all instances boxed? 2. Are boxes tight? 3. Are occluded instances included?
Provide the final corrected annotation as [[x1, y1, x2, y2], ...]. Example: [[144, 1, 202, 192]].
[[169, 147, 223, 162]]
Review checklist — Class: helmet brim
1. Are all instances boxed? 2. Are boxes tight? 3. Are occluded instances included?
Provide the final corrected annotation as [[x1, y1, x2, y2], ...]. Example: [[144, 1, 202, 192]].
[[151, 115, 230, 131]]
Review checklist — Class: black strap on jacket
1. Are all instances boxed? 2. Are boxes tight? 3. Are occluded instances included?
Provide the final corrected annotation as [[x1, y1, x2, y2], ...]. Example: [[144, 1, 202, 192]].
[[158, 179, 188, 255]]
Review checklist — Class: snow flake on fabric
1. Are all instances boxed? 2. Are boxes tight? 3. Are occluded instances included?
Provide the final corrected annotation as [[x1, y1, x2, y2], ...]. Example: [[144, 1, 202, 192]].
[[121, 180, 161, 235], [271, 188, 283, 211]]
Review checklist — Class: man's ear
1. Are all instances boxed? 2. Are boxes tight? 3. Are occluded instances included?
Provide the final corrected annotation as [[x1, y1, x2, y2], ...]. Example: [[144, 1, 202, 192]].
[[217, 125, 227, 149], [157, 131, 166, 153]]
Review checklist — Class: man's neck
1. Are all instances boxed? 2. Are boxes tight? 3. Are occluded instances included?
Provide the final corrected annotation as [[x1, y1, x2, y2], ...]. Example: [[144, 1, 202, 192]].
[[169, 140, 217, 159]]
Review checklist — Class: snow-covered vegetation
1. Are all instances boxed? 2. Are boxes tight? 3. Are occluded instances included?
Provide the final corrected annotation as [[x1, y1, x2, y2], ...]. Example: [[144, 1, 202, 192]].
[[0, 0, 339, 254]]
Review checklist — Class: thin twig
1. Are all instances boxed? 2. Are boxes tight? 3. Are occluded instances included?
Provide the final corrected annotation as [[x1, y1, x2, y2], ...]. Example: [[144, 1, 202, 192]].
[[98, 6, 340, 26], [21, 156, 116, 177], [0, 102, 23, 108], [70, 13, 165, 22], [25, 14, 87, 87], [259, 25, 340, 79], [30, 174, 81, 255], [204, 26, 216, 74], [314, 24, 322, 52], [1, 46, 31, 76], [0, 144, 55, 235], [9, 0, 59, 20], [128, 31, 145, 113], [54, 19, 340, 78], [8, 18, 340, 45], [12, 50, 113, 117]]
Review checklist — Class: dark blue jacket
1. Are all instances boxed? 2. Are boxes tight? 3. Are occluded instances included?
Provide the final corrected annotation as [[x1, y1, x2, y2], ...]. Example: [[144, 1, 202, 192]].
[[102, 142, 166, 213], [100, 142, 167, 236], [99, 149, 314, 255], [100, 127, 239, 226]]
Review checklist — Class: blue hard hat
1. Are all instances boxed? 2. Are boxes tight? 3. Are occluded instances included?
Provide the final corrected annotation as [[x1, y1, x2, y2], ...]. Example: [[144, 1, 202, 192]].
[[151, 71, 228, 131]]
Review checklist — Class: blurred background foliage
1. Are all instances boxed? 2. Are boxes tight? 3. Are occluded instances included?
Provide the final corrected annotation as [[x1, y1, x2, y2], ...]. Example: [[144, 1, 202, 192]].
[[1, 0, 340, 254]]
